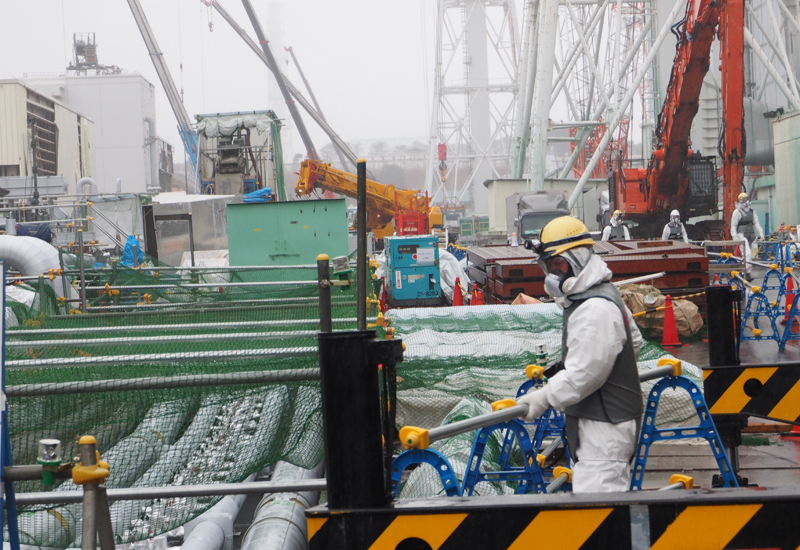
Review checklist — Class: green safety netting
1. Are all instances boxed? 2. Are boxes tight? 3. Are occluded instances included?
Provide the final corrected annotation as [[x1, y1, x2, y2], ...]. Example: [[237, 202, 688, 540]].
[[4, 266, 703, 546]]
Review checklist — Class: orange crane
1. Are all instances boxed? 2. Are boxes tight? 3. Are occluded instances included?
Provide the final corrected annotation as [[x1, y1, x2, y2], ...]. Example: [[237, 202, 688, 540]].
[[295, 160, 443, 239], [611, 0, 744, 238]]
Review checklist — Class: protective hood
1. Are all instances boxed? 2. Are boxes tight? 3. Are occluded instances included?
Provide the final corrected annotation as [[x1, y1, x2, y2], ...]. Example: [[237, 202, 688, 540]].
[[738, 203, 751, 213], [610, 217, 620, 227], [554, 251, 613, 309]]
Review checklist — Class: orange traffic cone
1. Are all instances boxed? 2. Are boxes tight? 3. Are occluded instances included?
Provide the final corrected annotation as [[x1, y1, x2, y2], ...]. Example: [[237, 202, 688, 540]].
[[661, 295, 682, 347], [712, 274, 720, 286], [472, 289, 485, 306], [453, 277, 464, 306], [785, 276, 795, 323]]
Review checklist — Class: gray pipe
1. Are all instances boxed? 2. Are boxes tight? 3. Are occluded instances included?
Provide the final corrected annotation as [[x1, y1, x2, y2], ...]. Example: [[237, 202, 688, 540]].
[[239, 461, 324, 550], [144, 117, 160, 192]]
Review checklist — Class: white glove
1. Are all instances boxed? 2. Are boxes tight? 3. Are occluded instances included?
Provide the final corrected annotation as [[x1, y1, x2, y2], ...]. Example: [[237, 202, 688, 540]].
[[516, 389, 551, 422]]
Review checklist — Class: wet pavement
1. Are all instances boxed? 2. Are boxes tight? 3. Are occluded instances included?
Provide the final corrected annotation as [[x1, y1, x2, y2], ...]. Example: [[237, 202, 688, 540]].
[[641, 264, 800, 489]]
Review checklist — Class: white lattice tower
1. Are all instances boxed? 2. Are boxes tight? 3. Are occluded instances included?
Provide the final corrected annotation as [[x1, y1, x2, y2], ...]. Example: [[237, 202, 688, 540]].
[[424, 0, 521, 215]]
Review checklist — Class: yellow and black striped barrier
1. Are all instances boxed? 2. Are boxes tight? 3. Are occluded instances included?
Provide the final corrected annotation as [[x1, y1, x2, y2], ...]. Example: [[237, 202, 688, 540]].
[[703, 362, 800, 422], [307, 488, 800, 549]]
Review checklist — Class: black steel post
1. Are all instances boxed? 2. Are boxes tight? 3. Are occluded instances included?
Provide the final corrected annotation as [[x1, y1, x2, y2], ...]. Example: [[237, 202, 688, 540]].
[[318, 331, 401, 510], [188, 213, 195, 268], [706, 285, 742, 367], [317, 254, 332, 333], [705, 285, 747, 484], [29, 119, 40, 208], [357, 159, 367, 331]]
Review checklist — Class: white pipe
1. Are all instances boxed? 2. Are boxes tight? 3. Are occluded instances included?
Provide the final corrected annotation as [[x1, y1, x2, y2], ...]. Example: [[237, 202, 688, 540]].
[[744, 27, 800, 109], [613, 272, 666, 285], [0, 235, 64, 297], [116, 178, 122, 194], [529, 0, 560, 190], [567, 0, 687, 210], [239, 461, 324, 550], [183, 474, 258, 550], [77, 177, 99, 197], [765, 0, 800, 99], [144, 117, 160, 192]]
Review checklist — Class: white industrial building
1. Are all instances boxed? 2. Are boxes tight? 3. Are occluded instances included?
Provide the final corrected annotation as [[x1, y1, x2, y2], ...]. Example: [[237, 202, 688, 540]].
[[23, 73, 172, 195], [0, 80, 95, 196]]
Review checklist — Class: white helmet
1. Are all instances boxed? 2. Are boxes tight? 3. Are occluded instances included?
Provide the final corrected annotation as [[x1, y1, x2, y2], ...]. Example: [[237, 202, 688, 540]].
[[670, 209, 680, 224]]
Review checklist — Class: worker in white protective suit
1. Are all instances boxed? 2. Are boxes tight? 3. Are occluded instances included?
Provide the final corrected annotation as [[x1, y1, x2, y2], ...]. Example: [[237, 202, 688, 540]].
[[731, 193, 765, 281], [517, 216, 644, 492], [660, 210, 689, 243], [601, 210, 631, 241]]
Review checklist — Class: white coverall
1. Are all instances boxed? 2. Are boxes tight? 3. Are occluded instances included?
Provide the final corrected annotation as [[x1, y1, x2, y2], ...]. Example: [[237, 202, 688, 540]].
[[730, 206, 765, 275], [660, 222, 689, 243], [524, 253, 644, 492], [601, 221, 631, 241]]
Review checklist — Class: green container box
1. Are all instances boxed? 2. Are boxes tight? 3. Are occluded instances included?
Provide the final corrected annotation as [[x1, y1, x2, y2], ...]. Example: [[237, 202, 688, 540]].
[[227, 199, 349, 268], [460, 217, 475, 237]]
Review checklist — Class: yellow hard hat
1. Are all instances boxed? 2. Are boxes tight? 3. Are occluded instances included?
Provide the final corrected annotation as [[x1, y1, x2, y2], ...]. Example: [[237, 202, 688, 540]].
[[738, 192, 748, 202], [536, 216, 594, 260], [613, 210, 621, 217]]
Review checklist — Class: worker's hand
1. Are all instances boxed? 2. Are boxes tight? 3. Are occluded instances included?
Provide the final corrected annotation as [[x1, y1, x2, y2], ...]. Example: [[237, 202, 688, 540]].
[[516, 389, 551, 422]]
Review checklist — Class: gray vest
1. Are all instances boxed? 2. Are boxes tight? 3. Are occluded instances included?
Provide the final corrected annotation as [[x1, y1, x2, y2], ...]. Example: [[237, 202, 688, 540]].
[[668, 223, 684, 240], [737, 209, 756, 244], [608, 224, 627, 240], [562, 282, 643, 424]]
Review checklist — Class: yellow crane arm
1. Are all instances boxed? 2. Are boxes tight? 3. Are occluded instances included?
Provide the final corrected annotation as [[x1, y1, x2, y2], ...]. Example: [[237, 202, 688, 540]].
[[295, 160, 439, 238]]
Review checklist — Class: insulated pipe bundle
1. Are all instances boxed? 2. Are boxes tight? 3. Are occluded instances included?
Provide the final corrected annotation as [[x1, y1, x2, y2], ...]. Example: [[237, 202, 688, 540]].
[[109, 398, 224, 538], [239, 461, 325, 550], [17, 401, 190, 547], [145, 387, 292, 535]]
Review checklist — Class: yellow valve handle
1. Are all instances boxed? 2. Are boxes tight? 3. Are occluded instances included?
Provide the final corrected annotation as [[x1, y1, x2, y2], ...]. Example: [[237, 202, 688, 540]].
[[399, 426, 430, 450], [786, 267, 794, 274], [491, 398, 516, 412], [385, 327, 395, 337], [772, 301, 778, 308], [752, 329, 763, 338], [668, 474, 693, 489], [771, 264, 779, 270], [553, 466, 572, 483], [657, 357, 682, 377], [731, 271, 739, 277], [536, 454, 545, 468], [751, 286, 761, 294], [525, 365, 545, 380]]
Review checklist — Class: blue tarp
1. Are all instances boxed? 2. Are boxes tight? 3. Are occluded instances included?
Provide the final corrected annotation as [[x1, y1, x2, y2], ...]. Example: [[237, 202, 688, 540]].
[[16, 224, 52, 243], [120, 235, 144, 267], [243, 187, 274, 203]]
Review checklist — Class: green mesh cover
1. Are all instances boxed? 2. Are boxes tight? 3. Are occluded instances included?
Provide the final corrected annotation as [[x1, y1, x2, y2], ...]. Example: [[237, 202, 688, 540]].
[[5, 266, 703, 545]]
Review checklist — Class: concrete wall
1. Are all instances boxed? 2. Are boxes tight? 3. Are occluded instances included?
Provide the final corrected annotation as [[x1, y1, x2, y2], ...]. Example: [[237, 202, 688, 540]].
[[24, 73, 159, 194], [773, 111, 800, 228]]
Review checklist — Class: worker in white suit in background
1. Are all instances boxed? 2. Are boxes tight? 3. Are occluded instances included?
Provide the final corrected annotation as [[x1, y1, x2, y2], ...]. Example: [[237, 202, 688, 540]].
[[731, 193, 764, 281]]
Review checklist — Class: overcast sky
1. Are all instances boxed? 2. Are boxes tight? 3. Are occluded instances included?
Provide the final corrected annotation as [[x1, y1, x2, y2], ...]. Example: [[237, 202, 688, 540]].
[[0, 0, 437, 161]]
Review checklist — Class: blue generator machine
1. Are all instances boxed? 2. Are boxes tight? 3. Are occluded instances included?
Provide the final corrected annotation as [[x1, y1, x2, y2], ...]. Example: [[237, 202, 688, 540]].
[[385, 235, 443, 307]]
